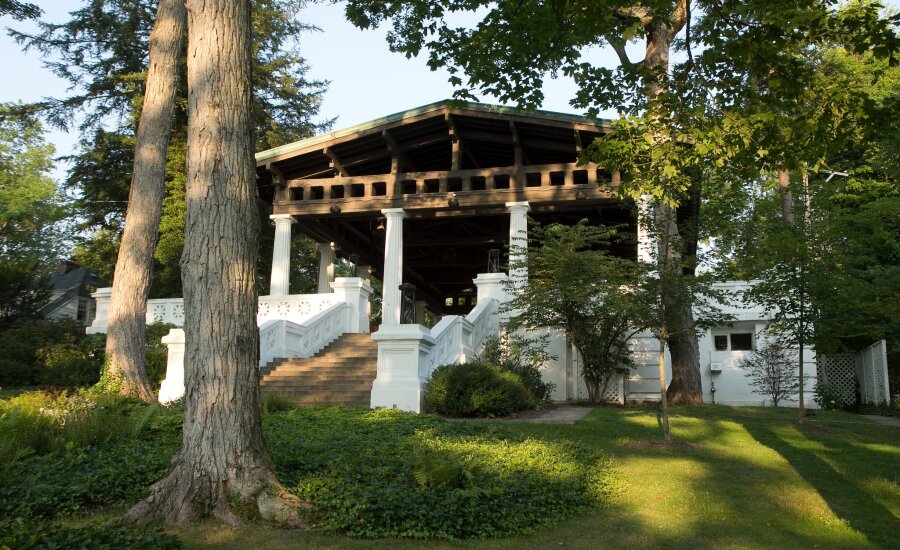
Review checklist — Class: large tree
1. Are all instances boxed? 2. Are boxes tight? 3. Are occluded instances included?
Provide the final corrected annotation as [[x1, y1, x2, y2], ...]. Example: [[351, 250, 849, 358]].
[[345, 0, 702, 402], [123, 0, 301, 524], [13, 0, 330, 396], [344, 0, 897, 404], [101, 0, 186, 399]]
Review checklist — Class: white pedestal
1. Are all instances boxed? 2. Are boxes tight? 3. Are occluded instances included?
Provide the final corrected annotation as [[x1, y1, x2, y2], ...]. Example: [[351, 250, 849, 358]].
[[86, 287, 112, 334], [370, 325, 435, 412], [157, 328, 185, 404]]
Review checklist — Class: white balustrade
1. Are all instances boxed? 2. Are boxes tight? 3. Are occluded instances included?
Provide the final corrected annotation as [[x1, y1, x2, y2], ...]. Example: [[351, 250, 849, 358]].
[[258, 302, 349, 368]]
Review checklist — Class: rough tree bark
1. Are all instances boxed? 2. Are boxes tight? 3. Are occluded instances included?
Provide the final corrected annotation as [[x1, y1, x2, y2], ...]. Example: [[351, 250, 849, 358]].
[[101, 0, 186, 400], [123, 0, 303, 525], [643, 6, 704, 405]]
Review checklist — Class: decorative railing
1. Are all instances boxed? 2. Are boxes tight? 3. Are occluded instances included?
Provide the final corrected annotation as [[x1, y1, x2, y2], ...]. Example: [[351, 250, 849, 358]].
[[258, 302, 349, 368], [426, 298, 499, 374], [92, 292, 341, 331]]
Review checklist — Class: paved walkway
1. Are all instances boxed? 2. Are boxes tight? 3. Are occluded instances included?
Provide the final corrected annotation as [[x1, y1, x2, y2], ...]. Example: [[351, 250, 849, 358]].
[[861, 415, 900, 427], [525, 406, 593, 425]]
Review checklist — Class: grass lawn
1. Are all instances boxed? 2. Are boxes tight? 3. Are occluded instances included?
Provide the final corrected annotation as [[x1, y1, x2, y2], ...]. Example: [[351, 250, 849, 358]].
[[177, 405, 900, 549]]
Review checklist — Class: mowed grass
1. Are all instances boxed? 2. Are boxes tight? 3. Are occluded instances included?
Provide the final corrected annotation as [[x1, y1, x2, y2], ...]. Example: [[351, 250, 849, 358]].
[[178, 405, 900, 549]]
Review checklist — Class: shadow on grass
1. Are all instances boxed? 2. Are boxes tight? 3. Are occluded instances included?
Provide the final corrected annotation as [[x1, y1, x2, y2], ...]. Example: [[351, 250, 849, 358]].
[[740, 419, 900, 548]]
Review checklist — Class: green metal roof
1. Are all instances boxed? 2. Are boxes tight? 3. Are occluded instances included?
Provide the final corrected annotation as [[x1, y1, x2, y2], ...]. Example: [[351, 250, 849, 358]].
[[255, 99, 614, 163]]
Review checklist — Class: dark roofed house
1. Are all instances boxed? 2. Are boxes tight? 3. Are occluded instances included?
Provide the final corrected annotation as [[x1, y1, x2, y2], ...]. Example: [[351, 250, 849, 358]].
[[39, 260, 108, 326]]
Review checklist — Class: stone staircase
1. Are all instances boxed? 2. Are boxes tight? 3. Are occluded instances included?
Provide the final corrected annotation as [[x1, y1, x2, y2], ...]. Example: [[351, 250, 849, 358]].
[[259, 333, 377, 407]]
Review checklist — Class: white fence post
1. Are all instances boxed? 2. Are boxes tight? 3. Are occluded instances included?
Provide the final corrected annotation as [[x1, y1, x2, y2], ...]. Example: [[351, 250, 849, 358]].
[[158, 329, 185, 405]]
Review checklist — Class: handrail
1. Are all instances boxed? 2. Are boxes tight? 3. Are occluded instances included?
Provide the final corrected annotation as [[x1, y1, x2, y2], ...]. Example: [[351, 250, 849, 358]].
[[141, 293, 339, 328], [425, 298, 499, 375], [258, 302, 349, 368]]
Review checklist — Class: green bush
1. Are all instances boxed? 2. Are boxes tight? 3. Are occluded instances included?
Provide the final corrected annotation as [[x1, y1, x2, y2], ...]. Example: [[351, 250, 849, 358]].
[[813, 380, 850, 410], [481, 334, 556, 404], [0, 390, 178, 467], [266, 406, 613, 539], [425, 362, 533, 417], [0, 519, 182, 550], [0, 319, 102, 386], [0, 320, 173, 389]]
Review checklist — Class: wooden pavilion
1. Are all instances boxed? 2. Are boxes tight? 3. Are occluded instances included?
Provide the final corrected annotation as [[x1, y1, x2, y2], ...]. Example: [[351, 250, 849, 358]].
[[255, 100, 638, 320]]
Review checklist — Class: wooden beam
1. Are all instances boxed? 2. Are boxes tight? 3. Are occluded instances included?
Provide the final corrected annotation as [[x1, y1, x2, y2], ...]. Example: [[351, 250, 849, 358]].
[[382, 129, 417, 172], [323, 147, 349, 177], [510, 120, 529, 165]]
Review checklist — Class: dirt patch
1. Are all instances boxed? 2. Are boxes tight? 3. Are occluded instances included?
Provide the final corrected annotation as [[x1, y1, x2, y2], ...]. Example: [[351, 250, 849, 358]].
[[625, 439, 704, 450]]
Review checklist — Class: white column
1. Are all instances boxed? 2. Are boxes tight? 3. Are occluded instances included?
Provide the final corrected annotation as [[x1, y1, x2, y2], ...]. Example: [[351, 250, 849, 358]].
[[158, 329, 185, 404], [316, 242, 337, 293], [637, 195, 654, 264], [506, 201, 530, 286], [86, 287, 112, 334], [381, 208, 406, 326], [269, 214, 296, 296]]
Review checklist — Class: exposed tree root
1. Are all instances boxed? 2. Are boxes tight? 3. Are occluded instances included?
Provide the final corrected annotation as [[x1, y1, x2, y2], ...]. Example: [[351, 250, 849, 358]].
[[122, 454, 312, 527]]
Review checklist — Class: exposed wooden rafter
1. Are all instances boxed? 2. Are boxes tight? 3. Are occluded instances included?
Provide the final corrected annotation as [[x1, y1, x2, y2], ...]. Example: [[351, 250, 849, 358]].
[[323, 146, 349, 177], [382, 129, 417, 172]]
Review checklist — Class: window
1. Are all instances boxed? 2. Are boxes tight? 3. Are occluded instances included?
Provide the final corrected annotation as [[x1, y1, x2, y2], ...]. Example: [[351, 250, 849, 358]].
[[730, 333, 753, 351], [76, 298, 88, 323], [714, 335, 728, 351]]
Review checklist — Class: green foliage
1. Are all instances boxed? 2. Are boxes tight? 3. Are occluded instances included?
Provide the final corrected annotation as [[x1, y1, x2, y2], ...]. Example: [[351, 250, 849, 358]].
[[0, 319, 171, 388], [0, 391, 610, 542], [260, 391, 298, 415], [0, 104, 67, 324], [0, 390, 178, 467], [0, 519, 182, 550], [813, 380, 849, 411], [425, 362, 533, 418], [0, 319, 104, 386], [505, 221, 652, 403], [266, 406, 613, 539], [480, 333, 556, 403]]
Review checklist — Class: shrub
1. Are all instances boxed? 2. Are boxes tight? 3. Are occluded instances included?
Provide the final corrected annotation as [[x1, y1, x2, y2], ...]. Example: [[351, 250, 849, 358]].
[[813, 380, 849, 410], [0, 389, 178, 467], [480, 334, 556, 404], [0, 519, 182, 550], [266, 406, 614, 539], [0, 320, 173, 389], [261, 391, 297, 414], [425, 362, 532, 417], [0, 319, 101, 386], [737, 343, 800, 406]]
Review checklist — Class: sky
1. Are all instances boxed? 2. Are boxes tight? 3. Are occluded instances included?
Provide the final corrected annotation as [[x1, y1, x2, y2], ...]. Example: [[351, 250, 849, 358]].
[[1, 1, 896, 181], [0, 1, 629, 181]]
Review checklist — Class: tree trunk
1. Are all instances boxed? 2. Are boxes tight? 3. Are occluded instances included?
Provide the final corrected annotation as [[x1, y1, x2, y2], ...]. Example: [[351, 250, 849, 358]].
[[645, 17, 704, 405], [100, 0, 186, 400], [777, 168, 795, 224], [123, 0, 304, 526]]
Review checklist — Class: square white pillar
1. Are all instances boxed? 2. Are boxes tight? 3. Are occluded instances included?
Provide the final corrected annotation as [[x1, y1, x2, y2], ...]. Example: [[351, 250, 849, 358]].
[[380, 208, 406, 326], [331, 277, 374, 333], [370, 325, 435, 412], [269, 214, 296, 296], [158, 328, 185, 404], [506, 201, 530, 286], [317, 242, 337, 293]]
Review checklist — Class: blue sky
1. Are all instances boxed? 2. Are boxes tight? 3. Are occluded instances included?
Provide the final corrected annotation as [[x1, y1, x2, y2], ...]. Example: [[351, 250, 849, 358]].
[[1, 1, 896, 180], [0, 1, 624, 178]]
